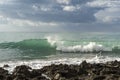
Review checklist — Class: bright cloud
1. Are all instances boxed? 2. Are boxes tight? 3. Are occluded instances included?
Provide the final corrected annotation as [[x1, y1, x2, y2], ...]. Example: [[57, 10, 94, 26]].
[[87, 0, 120, 23], [63, 5, 80, 12], [56, 0, 71, 4], [0, 16, 57, 27]]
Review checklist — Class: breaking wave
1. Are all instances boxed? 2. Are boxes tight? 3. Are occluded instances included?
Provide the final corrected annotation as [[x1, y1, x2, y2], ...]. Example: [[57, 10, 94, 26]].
[[0, 36, 119, 53]]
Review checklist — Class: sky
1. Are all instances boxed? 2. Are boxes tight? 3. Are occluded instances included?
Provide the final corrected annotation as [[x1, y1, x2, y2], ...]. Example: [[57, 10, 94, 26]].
[[0, 0, 120, 32]]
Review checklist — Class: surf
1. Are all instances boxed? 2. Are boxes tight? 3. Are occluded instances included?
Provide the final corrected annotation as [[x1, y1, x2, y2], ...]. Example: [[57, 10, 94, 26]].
[[0, 36, 119, 53]]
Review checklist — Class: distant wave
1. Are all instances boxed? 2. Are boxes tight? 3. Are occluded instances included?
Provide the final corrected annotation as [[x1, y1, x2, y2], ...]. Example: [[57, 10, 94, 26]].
[[0, 36, 119, 53]]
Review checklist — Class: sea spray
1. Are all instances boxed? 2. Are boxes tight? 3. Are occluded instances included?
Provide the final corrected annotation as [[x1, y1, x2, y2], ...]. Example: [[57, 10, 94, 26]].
[[45, 36, 112, 53], [45, 35, 64, 46], [56, 42, 105, 52]]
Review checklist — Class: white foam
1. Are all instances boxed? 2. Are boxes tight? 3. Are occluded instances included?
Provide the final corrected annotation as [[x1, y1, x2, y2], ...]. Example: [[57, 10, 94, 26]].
[[45, 36, 111, 53], [57, 42, 110, 52], [0, 55, 120, 73], [45, 36, 64, 46]]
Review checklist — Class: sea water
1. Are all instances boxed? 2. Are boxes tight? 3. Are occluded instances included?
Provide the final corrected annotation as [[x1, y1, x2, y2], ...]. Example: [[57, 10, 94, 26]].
[[0, 32, 120, 71]]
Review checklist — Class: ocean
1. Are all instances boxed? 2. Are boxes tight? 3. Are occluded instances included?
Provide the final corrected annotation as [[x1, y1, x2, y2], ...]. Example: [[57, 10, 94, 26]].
[[0, 32, 120, 72]]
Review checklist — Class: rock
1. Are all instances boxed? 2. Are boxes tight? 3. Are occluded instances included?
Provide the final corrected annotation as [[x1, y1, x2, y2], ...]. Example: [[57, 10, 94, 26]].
[[12, 65, 32, 78], [0, 61, 120, 80], [12, 65, 49, 80], [54, 73, 60, 80], [30, 69, 42, 78], [32, 76, 49, 80], [3, 64, 9, 68], [0, 67, 9, 80], [80, 60, 88, 68], [5, 75, 13, 80], [13, 74, 29, 80], [0, 75, 5, 80], [93, 76, 106, 80], [0, 67, 8, 75]]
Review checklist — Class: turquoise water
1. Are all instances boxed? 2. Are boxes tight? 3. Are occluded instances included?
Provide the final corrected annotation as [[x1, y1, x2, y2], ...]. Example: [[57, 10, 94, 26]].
[[0, 32, 120, 62]]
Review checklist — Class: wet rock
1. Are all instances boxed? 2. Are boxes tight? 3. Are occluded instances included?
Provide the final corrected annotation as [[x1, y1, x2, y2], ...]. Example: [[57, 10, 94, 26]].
[[5, 75, 13, 80], [54, 73, 60, 80], [3, 64, 9, 68], [30, 69, 42, 78], [32, 76, 49, 80], [12, 65, 32, 78], [1, 60, 120, 80], [0, 67, 8, 80], [0, 67, 8, 75], [11, 65, 49, 80], [0, 75, 5, 80], [13, 74, 29, 80], [80, 60, 88, 68], [93, 76, 106, 80]]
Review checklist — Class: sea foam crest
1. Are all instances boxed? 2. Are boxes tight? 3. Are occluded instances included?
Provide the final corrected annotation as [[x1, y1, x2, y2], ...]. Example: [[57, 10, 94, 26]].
[[45, 36, 64, 46], [57, 42, 104, 52], [45, 36, 111, 53]]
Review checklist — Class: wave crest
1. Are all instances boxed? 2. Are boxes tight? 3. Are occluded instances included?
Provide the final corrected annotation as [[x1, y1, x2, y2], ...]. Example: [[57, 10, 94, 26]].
[[0, 36, 119, 53], [57, 42, 105, 53]]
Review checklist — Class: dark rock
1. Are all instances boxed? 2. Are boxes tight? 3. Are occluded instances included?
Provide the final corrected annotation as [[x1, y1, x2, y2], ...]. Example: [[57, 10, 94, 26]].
[[12, 65, 32, 78], [80, 60, 88, 68], [0, 75, 5, 80], [32, 76, 49, 80], [0, 67, 9, 80], [0, 67, 8, 75], [11, 65, 49, 80], [1, 61, 120, 80], [5, 75, 13, 80], [93, 76, 106, 80], [13, 74, 29, 80], [3, 64, 9, 68], [30, 69, 42, 78]]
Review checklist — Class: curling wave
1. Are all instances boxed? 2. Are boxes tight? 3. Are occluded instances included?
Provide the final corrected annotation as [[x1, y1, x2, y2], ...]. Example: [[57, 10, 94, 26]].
[[0, 36, 119, 53]]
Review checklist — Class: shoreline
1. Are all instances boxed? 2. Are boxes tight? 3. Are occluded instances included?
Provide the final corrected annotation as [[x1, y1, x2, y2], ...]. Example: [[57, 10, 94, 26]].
[[0, 60, 120, 80]]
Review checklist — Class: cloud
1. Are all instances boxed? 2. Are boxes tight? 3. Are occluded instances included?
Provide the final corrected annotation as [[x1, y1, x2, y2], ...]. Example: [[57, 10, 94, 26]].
[[87, 0, 120, 23], [56, 0, 71, 5], [95, 7, 120, 23], [87, 0, 120, 8], [0, 15, 59, 32], [0, 0, 98, 23], [32, 5, 51, 11], [62, 5, 80, 12], [0, 0, 120, 32], [0, 15, 57, 27], [0, 0, 15, 5]]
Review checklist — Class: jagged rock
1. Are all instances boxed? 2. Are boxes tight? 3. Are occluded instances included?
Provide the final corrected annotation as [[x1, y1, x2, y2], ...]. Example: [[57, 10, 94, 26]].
[[5, 75, 13, 80], [32, 76, 49, 80], [13, 74, 29, 80], [0, 67, 9, 80], [0, 67, 8, 75], [12, 65, 32, 78], [93, 76, 106, 80], [30, 69, 42, 78], [54, 73, 60, 80], [3, 64, 9, 68], [1, 60, 120, 80]]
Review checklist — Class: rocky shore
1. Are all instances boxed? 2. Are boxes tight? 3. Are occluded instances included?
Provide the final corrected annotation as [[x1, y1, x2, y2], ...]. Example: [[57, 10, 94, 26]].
[[1, 60, 120, 80]]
